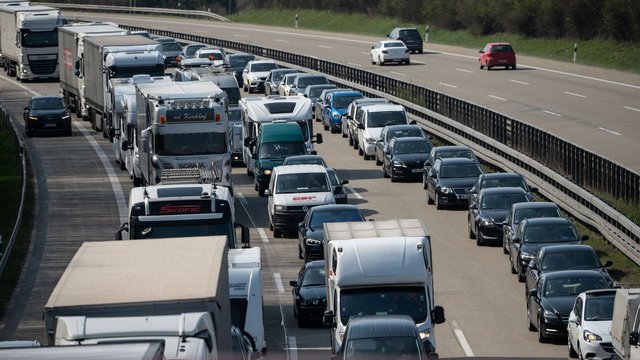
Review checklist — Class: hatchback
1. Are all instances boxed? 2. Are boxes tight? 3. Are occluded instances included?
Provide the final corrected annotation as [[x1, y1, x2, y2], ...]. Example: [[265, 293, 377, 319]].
[[568, 289, 617, 359], [479, 42, 516, 70], [290, 261, 327, 326], [468, 187, 531, 246], [382, 137, 433, 182], [425, 157, 483, 209]]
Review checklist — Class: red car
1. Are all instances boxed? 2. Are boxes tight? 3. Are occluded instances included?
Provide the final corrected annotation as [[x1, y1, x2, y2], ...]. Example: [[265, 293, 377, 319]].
[[479, 42, 516, 70]]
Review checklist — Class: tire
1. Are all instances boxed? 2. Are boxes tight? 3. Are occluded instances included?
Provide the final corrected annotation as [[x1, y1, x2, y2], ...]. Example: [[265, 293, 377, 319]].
[[503, 239, 509, 254], [353, 138, 358, 149], [358, 147, 364, 156], [383, 167, 390, 178], [297, 314, 306, 328], [512, 64, 517, 70], [348, 135, 353, 146], [363, 153, 371, 160], [435, 194, 443, 210], [528, 312, 536, 331], [427, 191, 434, 204], [422, 174, 428, 190], [476, 233, 484, 246], [568, 339, 578, 358], [375, 155, 382, 166], [101, 116, 108, 138], [486, 65, 492, 71], [133, 176, 142, 187], [371, 57, 376, 65], [378, 56, 384, 66], [66, 128, 72, 137], [246, 166, 253, 176], [468, 221, 476, 239], [390, 171, 397, 182], [273, 228, 282, 238], [509, 254, 517, 274], [298, 245, 304, 260], [517, 265, 525, 282], [323, 123, 329, 131], [479, 61, 484, 70], [25, 128, 32, 138], [119, 158, 126, 170]]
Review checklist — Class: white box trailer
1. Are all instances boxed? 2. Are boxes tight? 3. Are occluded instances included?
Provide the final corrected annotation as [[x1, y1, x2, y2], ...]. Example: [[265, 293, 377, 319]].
[[0, 342, 165, 360], [322, 219, 445, 354], [43, 236, 232, 360], [611, 288, 640, 360]]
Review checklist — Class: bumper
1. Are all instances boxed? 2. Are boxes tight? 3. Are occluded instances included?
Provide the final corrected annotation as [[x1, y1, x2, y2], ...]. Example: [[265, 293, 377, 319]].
[[577, 341, 614, 359], [478, 225, 502, 242], [26, 119, 71, 133], [540, 318, 567, 339], [391, 166, 423, 180], [249, 81, 265, 92], [231, 151, 243, 162], [297, 304, 326, 322], [436, 192, 469, 206], [363, 142, 376, 156], [163, 58, 179, 67], [381, 55, 410, 63], [273, 211, 306, 232]]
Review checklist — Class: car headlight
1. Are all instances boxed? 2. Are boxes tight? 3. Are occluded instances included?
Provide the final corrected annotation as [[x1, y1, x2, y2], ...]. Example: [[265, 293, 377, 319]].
[[275, 205, 287, 212], [521, 251, 535, 261], [419, 330, 431, 340], [480, 218, 493, 226], [62, 113, 71, 120], [392, 160, 406, 167], [306, 238, 322, 246], [365, 137, 376, 144], [543, 309, 557, 319], [332, 111, 341, 119], [302, 299, 322, 306], [262, 169, 271, 176], [28, 115, 38, 120], [440, 187, 453, 194], [583, 329, 603, 342]]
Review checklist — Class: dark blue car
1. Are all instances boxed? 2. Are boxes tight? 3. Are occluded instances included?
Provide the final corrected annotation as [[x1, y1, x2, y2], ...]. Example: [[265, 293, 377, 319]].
[[322, 90, 363, 133]]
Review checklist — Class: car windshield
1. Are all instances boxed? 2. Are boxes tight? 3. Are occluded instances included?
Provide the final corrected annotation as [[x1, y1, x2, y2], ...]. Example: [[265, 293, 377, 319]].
[[251, 63, 278, 72], [271, 71, 291, 82], [229, 55, 254, 67], [385, 41, 406, 48], [436, 149, 475, 160], [439, 163, 481, 178], [367, 111, 407, 128], [333, 95, 363, 108], [480, 193, 529, 210], [543, 276, 608, 297], [340, 286, 428, 325], [345, 337, 422, 360], [301, 266, 326, 287], [523, 224, 579, 243], [161, 42, 182, 52], [482, 176, 526, 190], [310, 209, 362, 229], [513, 207, 562, 224], [309, 87, 332, 98], [540, 251, 600, 271], [185, 45, 204, 56], [259, 142, 306, 160], [584, 296, 614, 321], [393, 140, 431, 154], [31, 98, 64, 110], [285, 75, 300, 85], [387, 128, 423, 141], [276, 173, 329, 194]]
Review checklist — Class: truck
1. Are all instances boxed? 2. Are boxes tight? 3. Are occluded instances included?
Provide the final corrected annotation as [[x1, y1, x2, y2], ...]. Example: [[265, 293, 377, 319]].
[[228, 247, 266, 355], [0, 342, 165, 360], [43, 236, 232, 360], [82, 34, 164, 134], [0, 4, 63, 81], [322, 219, 445, 355], [58, 22, 128, 118], [136, 81, 231, 187], [611, 288, 640, 360]]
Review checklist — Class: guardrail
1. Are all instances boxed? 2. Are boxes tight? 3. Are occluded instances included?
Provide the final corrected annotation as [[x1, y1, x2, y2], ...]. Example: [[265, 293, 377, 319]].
[[0, 107, 27, 277]]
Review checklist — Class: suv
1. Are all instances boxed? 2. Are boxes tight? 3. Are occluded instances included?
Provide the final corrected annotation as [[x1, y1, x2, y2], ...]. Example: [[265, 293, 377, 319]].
[[388, 27, 423, 54], [356, 104, 408, 160], [242, 60, 279, 93], [322, 90, 364, 133], [344, 98, 391, 145]]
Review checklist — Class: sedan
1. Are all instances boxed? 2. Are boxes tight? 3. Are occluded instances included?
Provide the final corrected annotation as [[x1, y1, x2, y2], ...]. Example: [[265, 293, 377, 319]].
[[224, 53, 256, 86], [382, 137, 432, 182], [290, 260, 327, 326], [468, 187, 530, 246], [526, 270, 611, 343], [479, 42, 516, 70], [297, 204, 364, 262], [568, 289, 617, 359], [422, 145, 478, 189], [314, 87, 344, 122], [371, 40, 410, 65], [23, 96, 72, 137], [425, 157, 483, 209], [469, 172, 537, 208], [502, 202, 563, 255], [375, 124, 426, 165]]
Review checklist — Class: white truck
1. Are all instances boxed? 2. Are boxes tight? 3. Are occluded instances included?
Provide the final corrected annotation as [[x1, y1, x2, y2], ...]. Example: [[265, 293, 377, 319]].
[[0, 342, 165, 360], [228, 247, 266, 355], [0, 4, 63, 81], [58, 22, 128, 118], [43, 236, 232, 360], [611, 288, 640, 360], [322, 219, 445, 355], [82, 34, 164, 135], [136, 81, 231, 187]]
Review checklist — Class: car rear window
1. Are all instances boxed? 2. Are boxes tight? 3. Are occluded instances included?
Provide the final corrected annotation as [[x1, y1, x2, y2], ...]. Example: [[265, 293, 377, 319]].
[[491, 45, 514, 53], [386, 42, 406, 48], [399, 29, 420, 38]]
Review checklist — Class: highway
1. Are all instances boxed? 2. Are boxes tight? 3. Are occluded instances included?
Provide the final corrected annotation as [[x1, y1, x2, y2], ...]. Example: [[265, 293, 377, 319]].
[[1, 11, 636, 359]]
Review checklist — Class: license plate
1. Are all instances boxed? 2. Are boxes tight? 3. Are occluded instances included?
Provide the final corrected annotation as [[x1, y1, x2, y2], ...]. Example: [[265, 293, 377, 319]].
[[412, 169, 422, 173], [499, 59, 507, 63], [457, 194, 469, 200], [44, 123, 57, 128]]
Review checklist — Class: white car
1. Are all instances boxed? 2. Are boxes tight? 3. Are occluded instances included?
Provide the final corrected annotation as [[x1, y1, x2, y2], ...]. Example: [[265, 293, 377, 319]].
[[242, 60, 279, 93], [371, 40, 410, 66], [278, 72, 303, 96], [568, 289, 617, 360], [194, 48, 225, 66]]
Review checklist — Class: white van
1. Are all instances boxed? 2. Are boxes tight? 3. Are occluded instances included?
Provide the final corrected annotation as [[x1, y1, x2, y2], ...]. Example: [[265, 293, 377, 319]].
[[356, 103, 408, 160], [265, 164, 337, 237]]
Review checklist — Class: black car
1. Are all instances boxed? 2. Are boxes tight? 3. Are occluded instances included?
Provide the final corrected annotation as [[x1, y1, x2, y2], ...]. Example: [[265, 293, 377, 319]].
[[382, 137, 432, 182], [375, 124, 427, 165], [526, 270, 611, 343], [422, 145, 477, 189], [468, 187, 531, 246], [525, 245, 614, 294], [290, 260, 327, 326], [388, 27, 423, 54], [23, 96, 72, 137], [297, 204, 364, 262], [502, 202, 563, 255], [469, 172, 538, 207], [509, 217, 588, 282], [225, 53, 256, 86], [425, 157, 483, 209], [326, 168, 349, 204]]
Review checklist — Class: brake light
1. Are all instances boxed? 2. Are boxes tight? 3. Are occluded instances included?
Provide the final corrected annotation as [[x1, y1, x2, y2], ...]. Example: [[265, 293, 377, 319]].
[[215, 113, 221, 122], [160, 115, 166, 124]]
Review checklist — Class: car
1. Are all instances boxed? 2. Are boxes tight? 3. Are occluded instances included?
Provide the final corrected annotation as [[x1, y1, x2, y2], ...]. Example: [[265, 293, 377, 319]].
[[356, 104, 409, 160], [314, 87, 344, 122], [375, 124, 427, 166], [156, 38, 183, 68], [289, 74, 329, 96], [371, 40, 410, 66], [425, 157, 483, 209], [278, 72, 304, 96], [469, 172, 538, 208], [326, 168, 349, 204], [509, 217, 589, 282], [382, 137, 433, 182], [422, 146, 478, 189], [388, 27, 424, 54], [468, 187, 531, 246], [567, 289, 617, 360], [297, 204, 363, 262], [290, 260, 327, 326], [194, 48, 225, 66], [525, 245, 614, 296], [335, 315, 437, 359], [179, 43, 206, 61], [282, 154, 327, 167], [242, 60, 279, 93], [344, 98, 391, 145], [23, 96, 72, 137], [479, 42, 516, 70], [265, 68, 297, 95], [305, 84, 337, 119], [321, 90, 364, 133], [502, 202, 564, 254], [224, 53, 256, 85], [526, 270, 611, 343]]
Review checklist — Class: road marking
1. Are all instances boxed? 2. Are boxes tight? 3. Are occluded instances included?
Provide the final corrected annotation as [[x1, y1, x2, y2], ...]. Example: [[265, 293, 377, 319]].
[[195, 30, 208, 34], [455, 67, 473, 74], [233, 34, 249, 38], [411, 60, 426, 65], [488, 95, 507, 101], [360, 51, 370, 55], [285, 346, 332, 351], [624, 106, 640, 113], [274, 39, 290, 43], [288, 336, 299, 360], [273, 272, 285, 293], [509, 79, 529, 85], [564, 91, 586, 98], [236, 191, 248, 205], [390, 71, 406, 76], [450, 320, 474, 356], [347, 186, 364, 200], [542, 110, 563, 117], [257, 227, 269, 244], [347, 62, 363, 67], [598, 127, 622, 136], [439, 82, 458, 88], [317, 45, 334, 49]]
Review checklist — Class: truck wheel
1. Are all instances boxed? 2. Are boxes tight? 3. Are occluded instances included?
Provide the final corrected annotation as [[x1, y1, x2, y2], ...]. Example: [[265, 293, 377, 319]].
[[133, 176, 142, 187], [273, 228, 282, 238]]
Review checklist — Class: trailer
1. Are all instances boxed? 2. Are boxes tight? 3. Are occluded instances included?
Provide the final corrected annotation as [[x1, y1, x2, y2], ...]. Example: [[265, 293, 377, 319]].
[[611, 288, 640, 360]]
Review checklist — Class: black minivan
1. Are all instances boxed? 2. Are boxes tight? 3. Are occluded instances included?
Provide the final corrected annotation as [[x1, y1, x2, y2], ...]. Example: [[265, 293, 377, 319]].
[[388, 27, 423, 54]]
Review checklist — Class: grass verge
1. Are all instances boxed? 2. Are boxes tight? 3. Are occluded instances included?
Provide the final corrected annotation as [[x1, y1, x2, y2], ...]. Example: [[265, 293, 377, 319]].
[[230, 9, 640, 73]]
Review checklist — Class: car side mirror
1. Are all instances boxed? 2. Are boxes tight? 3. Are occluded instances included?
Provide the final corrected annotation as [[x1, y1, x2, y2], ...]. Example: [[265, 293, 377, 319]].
[[289, 280, 298, 287], [479, 50, 484, 54], [121, 140, 128, 151], [530, 187, 539, 193], [237, 223, 250, 248], [23, 106, 29, 111], [512, 237, 520, 243], [323, 310, 336, 328], [528, 288, 537, 297], [432, 305, 445, 324], [603, 260, 613, 268], [568, 313, 580, 325], [264, 189, 272, 196], [342, 180, 349, 185], [310, 150, 318, 155], [251, 153, 257, 159], [528, 262, 537, 270], [409, 120, 417, 125], [314, 133, 323, 144], [115, 223, 128, 240], [303, 94, 308, 98], [371, 45, 374, 49]]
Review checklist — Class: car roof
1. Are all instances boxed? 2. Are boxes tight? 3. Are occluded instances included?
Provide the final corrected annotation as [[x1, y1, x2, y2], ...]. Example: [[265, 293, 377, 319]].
[[361, 103, 405, 112], [384, 124, 421, 130], [512, 202, 559, 210], [346, 315, 418, 340], [539, 244, 595, 254], [227, 52, 252, 57], [433, 145, 473, 152], [394, 27, 418, 31], [284, 154, 325, 162], [393, 136, 429, 143], [438, 157, 478, 164], [583, 289, 617, 298], [479, 187, 527, 195], [31, 95, 62, 100], [523, 217, 572, 226], [248, 60, 277, 65], [353, 97, 389, 105], [487, 42, 512, 46], [331, 90, 362, 97], [275, 164, 327, 175], [270, 68, 296, 73], [481, 172, 523, 179], [310, 204, 360, 213], [541, 269, 609, 280]]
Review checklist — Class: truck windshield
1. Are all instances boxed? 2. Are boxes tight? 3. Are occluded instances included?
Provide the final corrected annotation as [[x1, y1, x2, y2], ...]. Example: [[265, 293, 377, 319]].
[[156, 132, 227, 155], [340, 286, 428, 325], [111, 65, 165, 79], [259, 142, 306, 160], [21, 29, 57, 48], [132, 222, 235, 246]]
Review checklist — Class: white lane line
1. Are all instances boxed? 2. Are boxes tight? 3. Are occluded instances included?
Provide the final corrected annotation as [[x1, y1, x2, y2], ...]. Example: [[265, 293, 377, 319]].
[[455, 67, 473, 74], [542, 110, 563, 117], [564, 91, 586, 98], [390, 71, 406, 76], [450, 320, 474, 357], [348, 62, 363, 67], [273, 272, 285, 293], [257, 227, 269, 244], [285, 346, 332, 351], [236, 191, 248, 205], [439, 82, 458, 88], [288, 336, 299, 360], [275, 39, 290, 43], [624, 106, 640, 113], [360, 51, 370, 55], [488, 95, 507, 101], [347, 186, 364, 200], [598, 127, 622, 136], [317, 45, 334, 49], [509, 79, 529, 85], [411, 60, 426, 65], [233, 34, 249, 38]]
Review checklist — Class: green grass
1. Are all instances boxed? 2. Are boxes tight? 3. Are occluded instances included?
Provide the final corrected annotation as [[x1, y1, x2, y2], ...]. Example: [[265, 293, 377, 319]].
[[230, 9, 640, 73]]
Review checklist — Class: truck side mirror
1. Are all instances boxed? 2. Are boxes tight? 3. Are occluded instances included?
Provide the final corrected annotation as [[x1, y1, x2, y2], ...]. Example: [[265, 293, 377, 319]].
[[115, 223, 128, 240], [314, 133, 323, 144], [432, 305, 445, 324], [357, 123, 364, 129], [323, 310, 336, 328], [581, 235, 589, 242], [310, 150, 318, 155], [289, 280, 298, 287], [121, 140, 128, 151], [630, 331, 639, 346], [264, 189, 272, 196]]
